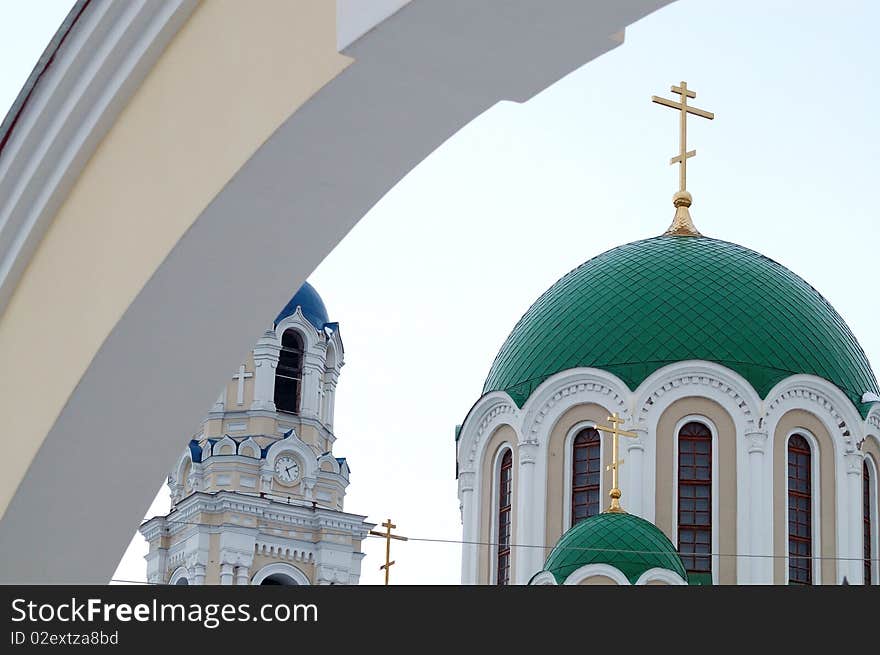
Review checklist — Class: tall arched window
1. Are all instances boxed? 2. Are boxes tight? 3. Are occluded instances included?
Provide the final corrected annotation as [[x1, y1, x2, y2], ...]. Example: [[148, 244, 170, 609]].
[[571, 428, 601, 525], [678, 421, 712, 578], [865, 460, 873, 586], [496, 449, 513, 586], [787, 434, 813, 585], [275, 329, 304, 413]]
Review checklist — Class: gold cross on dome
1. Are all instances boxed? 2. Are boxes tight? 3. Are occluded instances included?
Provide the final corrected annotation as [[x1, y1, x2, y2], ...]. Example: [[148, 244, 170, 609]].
[[368, 518, 408, 585], [595, 413, 637, 513], [652, 81, 714, 193]]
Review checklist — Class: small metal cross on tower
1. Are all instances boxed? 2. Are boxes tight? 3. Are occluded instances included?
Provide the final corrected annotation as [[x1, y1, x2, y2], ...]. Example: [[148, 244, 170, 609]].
[[652, 81, 714, 193], [369, 518, 408, 585], [595, 413, 637, 513]]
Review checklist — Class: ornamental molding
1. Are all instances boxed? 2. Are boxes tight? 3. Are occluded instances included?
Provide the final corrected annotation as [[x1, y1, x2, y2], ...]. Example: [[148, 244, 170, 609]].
[[745, 430, 769, 454], [520, 368, 630, 443], [255, 541, 315, 564], [275, 307, 322, 351], [865, 406, 880, 437], [764, 375, 862, 448], [635, 363, 759, 430], [457, 394, 518, 473], [844, 451, 864, 475]]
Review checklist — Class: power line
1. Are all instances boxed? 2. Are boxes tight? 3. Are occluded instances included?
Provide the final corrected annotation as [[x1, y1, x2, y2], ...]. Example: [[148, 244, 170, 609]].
[[135, 515, 880, 563]]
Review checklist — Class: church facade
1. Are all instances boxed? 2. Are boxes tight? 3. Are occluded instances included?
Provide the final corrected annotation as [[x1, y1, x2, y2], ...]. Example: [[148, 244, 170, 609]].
[[140, 283, 372, 585], [456, 80, 879, 586], [456, 200, 880, 585]]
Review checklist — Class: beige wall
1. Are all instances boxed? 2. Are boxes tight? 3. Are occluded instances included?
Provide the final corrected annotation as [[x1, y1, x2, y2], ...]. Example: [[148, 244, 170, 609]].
[[544, 403, 613, 549], [477, 425, 517, 585], [772, 410, 837, 584], [0, 0, 352, 516], [655, 397, 737, 584], [578, 575, 618, 585]]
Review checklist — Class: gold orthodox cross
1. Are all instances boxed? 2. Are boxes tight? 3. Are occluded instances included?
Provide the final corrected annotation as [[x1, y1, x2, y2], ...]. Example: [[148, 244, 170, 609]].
[[652, 81, 714, 192], [369, 518, 408, 585], [595, 413, 637, 513]]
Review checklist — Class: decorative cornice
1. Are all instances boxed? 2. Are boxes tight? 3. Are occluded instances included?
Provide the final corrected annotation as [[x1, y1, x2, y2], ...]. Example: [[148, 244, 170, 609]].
[[524, 375, 629, 440], [637, 370, 756, 429], [459, 397, 517, 472], [866, 406, 880, 436], [766, 383, 853, 445]]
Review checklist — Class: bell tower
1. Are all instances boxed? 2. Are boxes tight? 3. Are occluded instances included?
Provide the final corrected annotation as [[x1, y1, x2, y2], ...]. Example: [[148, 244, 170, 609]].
[[140, 283, 373, 585]]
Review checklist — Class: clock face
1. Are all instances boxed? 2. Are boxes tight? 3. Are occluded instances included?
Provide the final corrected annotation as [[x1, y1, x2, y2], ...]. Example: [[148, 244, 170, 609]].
[[274, 455, 300, 485]]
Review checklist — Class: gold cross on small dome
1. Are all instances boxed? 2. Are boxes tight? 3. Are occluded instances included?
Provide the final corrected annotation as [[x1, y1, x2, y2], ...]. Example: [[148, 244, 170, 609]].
[[595, 413, 637, 513]]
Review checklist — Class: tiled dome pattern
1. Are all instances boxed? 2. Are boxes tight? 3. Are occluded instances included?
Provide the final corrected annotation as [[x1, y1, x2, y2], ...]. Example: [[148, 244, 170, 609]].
[[484, 236, 878, 416], [541, 511, 687, 584]]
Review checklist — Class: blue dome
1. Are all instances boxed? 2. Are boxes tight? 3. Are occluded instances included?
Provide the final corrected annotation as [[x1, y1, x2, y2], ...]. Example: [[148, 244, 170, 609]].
[[275, 281, 329, 329]]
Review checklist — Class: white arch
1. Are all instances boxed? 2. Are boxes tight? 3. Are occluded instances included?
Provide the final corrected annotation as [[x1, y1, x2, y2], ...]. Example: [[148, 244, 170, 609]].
[[456, 391, 520, 476], [168, 566, 189, 585], [528, 570, 557, 585], [251, 562, 310, 586], [563, 563, 630, 586], [519, 367, 632, 445], [635, 567, 687, 585], [275, 308, 321, 353]]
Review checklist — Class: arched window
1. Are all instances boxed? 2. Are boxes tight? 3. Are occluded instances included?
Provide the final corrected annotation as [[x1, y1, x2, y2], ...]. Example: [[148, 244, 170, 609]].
[[787, 434, 813, 585], [571, 428, 601, 524], [677, 421, 712, 577], [275, 329, 304, 413], [260, 574, 299, 586], [865, 460, 873, 586], [496, 449, 513, 586]]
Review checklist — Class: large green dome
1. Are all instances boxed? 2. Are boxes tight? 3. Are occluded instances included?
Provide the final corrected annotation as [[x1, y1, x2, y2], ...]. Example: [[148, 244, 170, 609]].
[[540, 511, 687, 584], [484, 235, 878, 416]]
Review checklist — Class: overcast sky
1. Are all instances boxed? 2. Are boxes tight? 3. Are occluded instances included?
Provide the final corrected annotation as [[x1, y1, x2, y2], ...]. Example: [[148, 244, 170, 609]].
[[3, 1, 878, 585]]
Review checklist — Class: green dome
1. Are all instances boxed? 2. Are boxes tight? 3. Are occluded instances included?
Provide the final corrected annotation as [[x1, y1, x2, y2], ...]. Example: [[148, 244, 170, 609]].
[[484, 235, 878, 416], [541, 512, 687, 584]]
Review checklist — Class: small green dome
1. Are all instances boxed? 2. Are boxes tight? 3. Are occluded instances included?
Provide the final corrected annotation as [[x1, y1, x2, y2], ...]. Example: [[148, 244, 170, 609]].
[[541, 512, 687, 584], [484, 235, 878, 416]]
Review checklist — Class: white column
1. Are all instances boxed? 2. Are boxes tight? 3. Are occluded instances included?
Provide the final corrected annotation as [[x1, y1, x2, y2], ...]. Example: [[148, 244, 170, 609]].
[[843, 451, 865, 584], [515, 442, 540, 584], [458, 471, 478, 584], [191, 563, 206, 586], [300, 356, 323, 418], [219, 563, 234, 585], [323, 370, 340, 429], [235, 566, 250, 586], [624, 428, 647, 519], [251, 329, 279, 411], [745, 430, 771, 583]]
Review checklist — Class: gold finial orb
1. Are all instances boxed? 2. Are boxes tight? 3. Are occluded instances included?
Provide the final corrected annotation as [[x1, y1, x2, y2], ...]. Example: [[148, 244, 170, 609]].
[[673, 190, 692, 208], [665, 190, 701, 237]]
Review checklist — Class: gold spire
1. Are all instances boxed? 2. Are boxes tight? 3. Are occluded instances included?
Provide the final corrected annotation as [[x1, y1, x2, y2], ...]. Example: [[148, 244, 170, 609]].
[[595, 413, 637, 513], [652, 80, 714, 237]]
